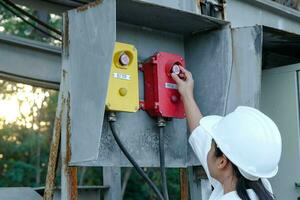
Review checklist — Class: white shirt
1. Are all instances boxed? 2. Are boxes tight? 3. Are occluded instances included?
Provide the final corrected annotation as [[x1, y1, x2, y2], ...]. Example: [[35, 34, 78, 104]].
[[189, 124, 273, 200]]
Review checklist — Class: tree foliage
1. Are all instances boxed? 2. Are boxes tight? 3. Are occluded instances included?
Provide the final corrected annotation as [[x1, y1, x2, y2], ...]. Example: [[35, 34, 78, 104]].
[[0, 80, 58, 187]]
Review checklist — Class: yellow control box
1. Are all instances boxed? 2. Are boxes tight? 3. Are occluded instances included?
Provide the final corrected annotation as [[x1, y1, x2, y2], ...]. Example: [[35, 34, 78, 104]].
[[105, 42, 139, 112]]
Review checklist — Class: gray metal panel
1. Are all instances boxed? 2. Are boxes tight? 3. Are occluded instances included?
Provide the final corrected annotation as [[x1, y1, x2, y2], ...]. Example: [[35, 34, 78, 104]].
[[68, 0, 116, 163], [0, 188, 42, 200], [71, 23, 188, 167], [100, 112, 187, 167], [15, 0, 202, 17], [260, 66, 300, 199], [117, 22, 185, 63], [0, 33, 61, 89], [225, 26, 263, 113], [185, 26, 232, 165], [117, 0, 227, 35], [185, 26, 232, 116], [227, 0, 300, 35], [134, 0, 201, 13], [35, 186, 108, 200]]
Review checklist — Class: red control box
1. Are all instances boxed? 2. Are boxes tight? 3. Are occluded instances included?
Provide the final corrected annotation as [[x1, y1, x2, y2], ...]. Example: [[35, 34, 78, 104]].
[[141, 52, 186, 118]]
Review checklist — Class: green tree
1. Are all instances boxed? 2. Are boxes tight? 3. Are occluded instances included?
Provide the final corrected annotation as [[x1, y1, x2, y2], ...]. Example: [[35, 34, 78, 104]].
[[0, 80, 58, 187]]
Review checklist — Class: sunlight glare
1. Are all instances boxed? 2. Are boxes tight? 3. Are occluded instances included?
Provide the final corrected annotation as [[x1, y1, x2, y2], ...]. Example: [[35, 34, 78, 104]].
[[0, 80, 51, 130], [0, 98, 19, 123]]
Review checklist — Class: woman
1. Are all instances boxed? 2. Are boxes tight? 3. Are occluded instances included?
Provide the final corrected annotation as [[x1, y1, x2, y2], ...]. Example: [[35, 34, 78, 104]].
[[171, 67, 282, 200]]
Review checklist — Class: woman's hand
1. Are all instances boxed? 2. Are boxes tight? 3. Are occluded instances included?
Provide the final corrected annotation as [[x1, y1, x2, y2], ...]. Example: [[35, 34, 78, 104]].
[[171, 66, 194, 100]]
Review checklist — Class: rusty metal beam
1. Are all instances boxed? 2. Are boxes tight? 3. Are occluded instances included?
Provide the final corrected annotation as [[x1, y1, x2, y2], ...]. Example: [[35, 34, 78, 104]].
[[180, 168, 189, 200], [60, 70, 78, 200], [43, 117, 62, 200], [64, 93, 78, 200], [60, 12, 78, 200]]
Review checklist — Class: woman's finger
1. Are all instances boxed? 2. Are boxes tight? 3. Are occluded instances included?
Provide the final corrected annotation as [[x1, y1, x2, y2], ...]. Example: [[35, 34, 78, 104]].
[[179, 66, 192, 80], [179, 66, 186, 72], [171, 73, 184, 84]]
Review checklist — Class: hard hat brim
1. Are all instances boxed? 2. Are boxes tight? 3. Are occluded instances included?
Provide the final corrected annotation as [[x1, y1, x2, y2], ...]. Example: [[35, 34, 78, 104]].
[[199, 115, 223, 135]]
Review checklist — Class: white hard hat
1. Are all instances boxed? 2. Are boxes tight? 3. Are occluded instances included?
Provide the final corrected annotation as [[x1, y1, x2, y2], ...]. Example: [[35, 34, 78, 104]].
[[201, 106, 282, 181]]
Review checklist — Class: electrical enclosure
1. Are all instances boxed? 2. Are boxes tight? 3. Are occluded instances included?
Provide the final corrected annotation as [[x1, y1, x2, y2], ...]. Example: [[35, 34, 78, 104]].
[[106, 42, 139, 113], [142, 52, 186, 118]]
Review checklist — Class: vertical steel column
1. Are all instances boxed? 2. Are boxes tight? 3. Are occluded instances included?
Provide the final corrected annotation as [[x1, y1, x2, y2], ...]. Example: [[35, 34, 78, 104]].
[[103, 167, 122, 200], [188, 167, 211, 200], [43, 86, 62, 200]]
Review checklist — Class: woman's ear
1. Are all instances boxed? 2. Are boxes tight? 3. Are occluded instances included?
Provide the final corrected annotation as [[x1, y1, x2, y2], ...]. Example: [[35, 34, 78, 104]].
[[217, 155, 228, 169]]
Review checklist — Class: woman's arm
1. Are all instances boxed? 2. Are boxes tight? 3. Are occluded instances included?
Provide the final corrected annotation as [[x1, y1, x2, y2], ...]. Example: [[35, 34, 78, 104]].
[[171, 67, 203, 133]]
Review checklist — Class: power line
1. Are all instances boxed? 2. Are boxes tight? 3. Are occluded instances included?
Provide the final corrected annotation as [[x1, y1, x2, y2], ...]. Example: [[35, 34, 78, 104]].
[[0, 0, 62, 41], [2, 0, 62, 36], [41, 0, 77, 8], [41, 0, 90, 8], [67, 0, 88, 4]]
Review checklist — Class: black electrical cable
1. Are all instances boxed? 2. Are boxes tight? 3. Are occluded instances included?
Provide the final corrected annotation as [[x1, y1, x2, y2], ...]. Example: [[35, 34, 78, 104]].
[[159, 126, 169, 200], [2, 0, 62, 36], [109, 121, 165, 200], [0, 1, 62, 41]]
